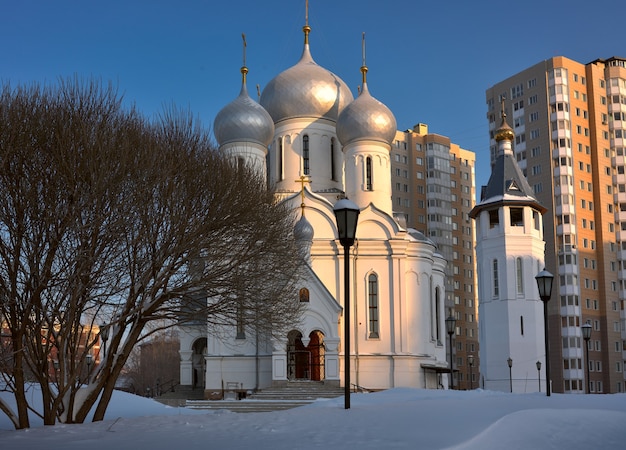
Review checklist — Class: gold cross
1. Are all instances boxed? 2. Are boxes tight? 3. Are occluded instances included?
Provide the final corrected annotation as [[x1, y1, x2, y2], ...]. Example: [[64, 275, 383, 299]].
[[295, 175, 311, 213]]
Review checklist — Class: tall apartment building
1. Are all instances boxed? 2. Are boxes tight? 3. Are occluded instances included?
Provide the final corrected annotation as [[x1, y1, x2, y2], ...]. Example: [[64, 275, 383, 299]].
[[390, 124, 479, 389], [485, 56, 626, 393]]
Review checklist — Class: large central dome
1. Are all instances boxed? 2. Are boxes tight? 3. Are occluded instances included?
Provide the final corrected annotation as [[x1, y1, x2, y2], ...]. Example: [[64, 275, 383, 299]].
[[260, 27, 353, 124]]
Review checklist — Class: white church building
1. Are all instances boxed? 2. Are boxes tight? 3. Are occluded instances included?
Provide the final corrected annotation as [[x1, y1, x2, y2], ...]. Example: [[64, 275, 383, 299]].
[[178, 18, 450, 398], [470, 105, 548, 393]]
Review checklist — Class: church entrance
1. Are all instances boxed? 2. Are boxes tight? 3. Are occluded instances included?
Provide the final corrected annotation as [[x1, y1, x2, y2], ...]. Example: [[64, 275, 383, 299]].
[[192, 338, 207, 388], [287, 330, 325, 381]]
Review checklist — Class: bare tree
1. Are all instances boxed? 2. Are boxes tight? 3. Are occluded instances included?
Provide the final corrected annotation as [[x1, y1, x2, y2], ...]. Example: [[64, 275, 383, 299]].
[[0, 78, 304, 429]]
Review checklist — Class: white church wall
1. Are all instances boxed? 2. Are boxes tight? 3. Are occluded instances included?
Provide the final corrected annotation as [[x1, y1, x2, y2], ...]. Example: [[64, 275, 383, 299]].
[[270, 118, 342, 196], [220, 141, 267, 178], [343, 140, 392, 214]]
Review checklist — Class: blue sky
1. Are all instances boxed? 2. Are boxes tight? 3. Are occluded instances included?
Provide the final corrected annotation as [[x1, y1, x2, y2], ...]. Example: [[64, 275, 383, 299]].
[[2, 0, 623, 190]]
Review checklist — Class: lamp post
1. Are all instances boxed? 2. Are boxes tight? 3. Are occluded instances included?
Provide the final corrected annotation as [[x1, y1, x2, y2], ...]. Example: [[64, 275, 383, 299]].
[[100, 324, 109, 360], [536, 361, 541, 392], [535, 269, 554, 397], [445, 315, 456, 390], [468, 354, 474, 390], [86, 354, 93, 384], [333, 198, 360, 410], [582, 322, 592, 394], [507, 357, 513, 393]]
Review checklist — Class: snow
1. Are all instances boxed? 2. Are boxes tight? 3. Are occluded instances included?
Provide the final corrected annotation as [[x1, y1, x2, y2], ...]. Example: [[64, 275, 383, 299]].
[[1, 388, 626, 449]]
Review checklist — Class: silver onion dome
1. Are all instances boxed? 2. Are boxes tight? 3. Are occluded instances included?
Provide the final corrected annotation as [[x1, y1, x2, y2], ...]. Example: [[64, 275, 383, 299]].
[[336, 81, 397, 146], [294, 213, 314, 242], [214, 73, 275, 147], [260, 27, 353, 124]]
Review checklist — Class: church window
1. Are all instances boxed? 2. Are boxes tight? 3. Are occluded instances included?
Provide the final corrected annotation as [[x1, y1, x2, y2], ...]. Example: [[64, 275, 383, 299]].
[[520, 316, 524, 336], [489, 209, 499, 228], [303, 135, 310, 175], [278, 138, 284, 181], [510, 208, 523, 226], [492, 259, 499, 297], [299, 287, 310, 302], [435, 286, 442, 343], [236, 302, 245, 339], [516, 257, 524, 295], [368, 274, 379, 338], [330, 138, 336, 181], [366, 157, 373, 191]]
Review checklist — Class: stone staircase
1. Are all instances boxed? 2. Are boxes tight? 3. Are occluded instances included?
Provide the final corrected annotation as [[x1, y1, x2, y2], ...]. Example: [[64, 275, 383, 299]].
[[184, 381, 344, 413], [155, 385, 205, 407]]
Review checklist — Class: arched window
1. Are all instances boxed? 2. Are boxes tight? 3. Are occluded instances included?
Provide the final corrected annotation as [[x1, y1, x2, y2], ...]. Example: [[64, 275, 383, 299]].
[[368, 274, 379, 338], [516, 257, 524, 295], [278, 138, 284, 181], [492, 259, 499, 297], [330, 138, 336, 181], [365, 156, 373, 190], [236, 302, 245, 339], [299, 287, 310, 302], [303, 135, 310, 175], [435, 286, 441, 343]]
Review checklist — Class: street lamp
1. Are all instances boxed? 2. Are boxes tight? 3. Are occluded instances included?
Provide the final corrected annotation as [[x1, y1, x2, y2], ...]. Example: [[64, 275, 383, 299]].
[[445, 315, 456, 390], [333, 198, 360, 410], [86, 354, 93, 384], [582, 321, 592, 394], [536, 361, 541, 392], [535, 268, 554, 397], [468, 354, 474, 390], [507, 357, 513, 393], [100, 324, 109, 360]]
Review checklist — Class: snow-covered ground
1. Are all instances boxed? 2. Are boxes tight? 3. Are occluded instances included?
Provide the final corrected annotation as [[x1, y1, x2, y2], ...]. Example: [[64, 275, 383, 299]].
[[1, 387, 626, 449]]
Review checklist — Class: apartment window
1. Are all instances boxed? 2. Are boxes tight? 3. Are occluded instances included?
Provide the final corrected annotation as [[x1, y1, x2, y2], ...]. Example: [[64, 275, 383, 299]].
[[529, 95, 538, 104]]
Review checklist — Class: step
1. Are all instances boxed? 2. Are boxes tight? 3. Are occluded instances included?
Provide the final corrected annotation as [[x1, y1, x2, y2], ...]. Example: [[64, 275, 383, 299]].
[[185, 399, 314, 413]]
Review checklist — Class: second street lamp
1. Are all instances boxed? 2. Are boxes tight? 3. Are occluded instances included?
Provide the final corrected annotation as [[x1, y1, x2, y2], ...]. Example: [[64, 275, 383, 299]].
[[445, 315, 456, 389], [86, 354, 93, 384], [582, 322, 592, 394], [535, 269, 554, 397], [507, 357, 513, 393], [468, 354, 474, 390], [536, 360, 541, 393], [333, 198, 360, 410]]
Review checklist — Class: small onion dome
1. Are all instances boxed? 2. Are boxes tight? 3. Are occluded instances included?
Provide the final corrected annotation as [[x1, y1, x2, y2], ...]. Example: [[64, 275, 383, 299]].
[[336, 82, 397, 146], [260, 27, 353, 123], [214, 69, 275, 147], [495, 112, 514, 142], [294, 214, 314, 242]]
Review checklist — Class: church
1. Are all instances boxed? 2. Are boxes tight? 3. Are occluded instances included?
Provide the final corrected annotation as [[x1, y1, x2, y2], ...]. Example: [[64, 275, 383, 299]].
[[178, 16, 450, 398]]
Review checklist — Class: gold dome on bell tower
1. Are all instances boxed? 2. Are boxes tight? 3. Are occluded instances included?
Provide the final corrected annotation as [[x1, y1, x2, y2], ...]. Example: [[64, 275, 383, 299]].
[[495, 97, 515, 142]]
